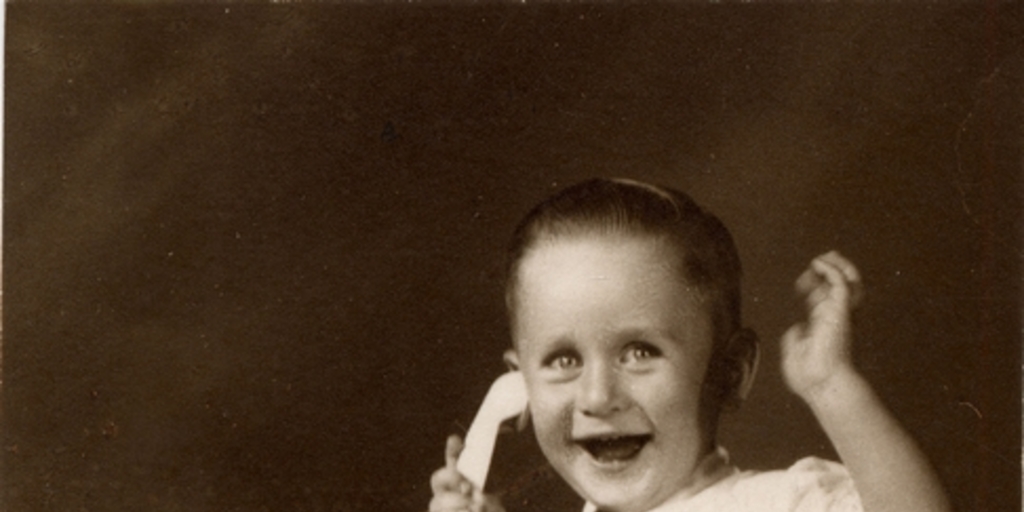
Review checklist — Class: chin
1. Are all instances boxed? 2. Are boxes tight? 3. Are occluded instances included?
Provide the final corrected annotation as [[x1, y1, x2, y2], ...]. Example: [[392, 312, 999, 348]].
[[583, 489, 652, 512], [583, 488, 662, 512], [558, 450, 664, 512]]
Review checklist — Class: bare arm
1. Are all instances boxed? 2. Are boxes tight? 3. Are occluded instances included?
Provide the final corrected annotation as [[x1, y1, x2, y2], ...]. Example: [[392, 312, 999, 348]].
[[782, 252, 951, 512]]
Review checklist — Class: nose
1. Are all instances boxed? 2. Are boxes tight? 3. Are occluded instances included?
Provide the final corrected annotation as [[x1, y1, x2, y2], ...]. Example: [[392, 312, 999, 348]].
[[577, 362, 626, 417]]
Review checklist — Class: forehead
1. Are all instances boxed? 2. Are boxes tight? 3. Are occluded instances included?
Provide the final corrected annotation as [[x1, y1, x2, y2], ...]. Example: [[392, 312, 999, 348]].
[[515, 232, 690, 295], [521, 234, 678, 288], [512, 235, 711, 344]]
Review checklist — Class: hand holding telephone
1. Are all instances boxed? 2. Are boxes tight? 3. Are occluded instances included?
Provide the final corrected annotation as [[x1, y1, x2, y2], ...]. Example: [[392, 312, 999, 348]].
[[455, 371, 528, 490]]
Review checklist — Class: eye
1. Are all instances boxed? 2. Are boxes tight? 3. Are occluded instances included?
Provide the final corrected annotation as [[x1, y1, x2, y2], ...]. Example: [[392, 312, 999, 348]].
[[621, 342, 662, 365], [543, 349, 581, 371]]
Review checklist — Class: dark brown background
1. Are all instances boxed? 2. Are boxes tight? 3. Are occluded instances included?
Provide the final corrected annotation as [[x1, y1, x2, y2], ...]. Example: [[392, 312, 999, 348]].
[[4, 4, 1020, 512]]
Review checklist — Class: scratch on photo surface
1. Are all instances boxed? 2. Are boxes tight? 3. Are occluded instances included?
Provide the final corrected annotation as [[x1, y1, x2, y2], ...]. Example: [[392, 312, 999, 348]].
[[951, 67, 1020, 258], [957, 400, 982, 419]]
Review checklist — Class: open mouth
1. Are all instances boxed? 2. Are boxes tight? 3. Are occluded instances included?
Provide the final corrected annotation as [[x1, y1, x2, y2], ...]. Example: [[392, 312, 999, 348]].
[[577, 434, 652, 463]]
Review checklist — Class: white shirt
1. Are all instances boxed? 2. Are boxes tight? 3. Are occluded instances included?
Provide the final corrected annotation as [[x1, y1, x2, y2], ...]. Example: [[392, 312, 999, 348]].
[[582, 448, 862, 512]]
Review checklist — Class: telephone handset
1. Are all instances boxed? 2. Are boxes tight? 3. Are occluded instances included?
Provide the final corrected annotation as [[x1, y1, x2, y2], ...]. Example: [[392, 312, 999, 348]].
[[456, 371, 528, 490]]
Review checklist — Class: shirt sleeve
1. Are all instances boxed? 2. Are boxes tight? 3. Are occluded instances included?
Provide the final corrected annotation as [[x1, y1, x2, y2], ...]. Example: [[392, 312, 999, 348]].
[[785, 457, 863, 512], [709, 457, 862, 512]]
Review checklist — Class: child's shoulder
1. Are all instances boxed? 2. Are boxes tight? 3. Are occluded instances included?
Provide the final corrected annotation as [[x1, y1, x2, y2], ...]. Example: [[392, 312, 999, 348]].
[[739, 456, 859, 507], [655, 453, 862, 512]]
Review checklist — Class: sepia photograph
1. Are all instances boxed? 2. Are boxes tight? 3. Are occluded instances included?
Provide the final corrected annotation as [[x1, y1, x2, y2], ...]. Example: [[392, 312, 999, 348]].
[[3, 4, 1019, 512]]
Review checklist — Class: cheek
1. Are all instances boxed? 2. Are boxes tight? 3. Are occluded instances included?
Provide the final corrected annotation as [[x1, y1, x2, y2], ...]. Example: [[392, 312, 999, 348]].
[[526, 385, 574, 446], [533, 408, 576, 471], [640, 369, 706, 424]]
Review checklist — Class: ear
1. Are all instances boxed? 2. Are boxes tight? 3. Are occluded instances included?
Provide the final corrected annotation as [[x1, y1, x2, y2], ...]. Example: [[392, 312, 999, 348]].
[[503, 349, 520, 372], [728, 328, 760, 403]]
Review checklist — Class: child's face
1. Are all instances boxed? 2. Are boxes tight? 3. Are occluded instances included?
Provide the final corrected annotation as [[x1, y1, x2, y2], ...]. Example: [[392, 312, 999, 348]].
[[506, 235, 715, 512]]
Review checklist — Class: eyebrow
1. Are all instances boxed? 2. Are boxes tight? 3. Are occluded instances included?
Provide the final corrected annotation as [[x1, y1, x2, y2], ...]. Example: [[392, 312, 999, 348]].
[[581, 323, 683, 347], [610, 326, 679, 343]]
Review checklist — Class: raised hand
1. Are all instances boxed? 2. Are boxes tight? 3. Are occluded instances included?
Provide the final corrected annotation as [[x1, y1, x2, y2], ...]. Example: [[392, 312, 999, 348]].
[[781, 251, 864, 402]]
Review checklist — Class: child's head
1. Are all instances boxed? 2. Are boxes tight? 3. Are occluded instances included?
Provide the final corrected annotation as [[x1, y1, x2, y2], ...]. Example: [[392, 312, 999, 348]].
[[502, 178, 757, 512]]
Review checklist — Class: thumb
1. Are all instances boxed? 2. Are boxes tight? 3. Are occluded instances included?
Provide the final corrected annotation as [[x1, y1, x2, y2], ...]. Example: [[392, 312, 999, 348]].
[[445, 434, 464, 469]]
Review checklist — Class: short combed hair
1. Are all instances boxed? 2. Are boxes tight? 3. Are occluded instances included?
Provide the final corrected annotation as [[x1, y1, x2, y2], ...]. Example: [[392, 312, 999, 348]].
[[505, 178, 743, 349]]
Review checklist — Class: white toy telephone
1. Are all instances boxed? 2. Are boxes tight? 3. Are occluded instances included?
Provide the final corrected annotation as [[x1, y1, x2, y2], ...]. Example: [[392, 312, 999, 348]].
[[455, 371, 528, 490]]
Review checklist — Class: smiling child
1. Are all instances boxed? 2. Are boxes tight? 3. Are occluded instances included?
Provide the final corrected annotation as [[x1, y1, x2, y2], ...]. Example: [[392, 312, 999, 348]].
[[429, 178, 949, 512]]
